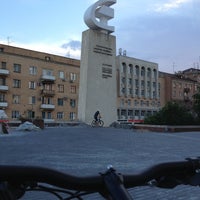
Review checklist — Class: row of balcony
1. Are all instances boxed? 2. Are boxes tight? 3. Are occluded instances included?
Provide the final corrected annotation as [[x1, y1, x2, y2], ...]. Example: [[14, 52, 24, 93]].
[[0, 69, 56, 80]]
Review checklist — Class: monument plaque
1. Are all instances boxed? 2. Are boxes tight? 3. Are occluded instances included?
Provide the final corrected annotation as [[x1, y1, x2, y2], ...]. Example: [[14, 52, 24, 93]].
[[78, 0, 117, 126]]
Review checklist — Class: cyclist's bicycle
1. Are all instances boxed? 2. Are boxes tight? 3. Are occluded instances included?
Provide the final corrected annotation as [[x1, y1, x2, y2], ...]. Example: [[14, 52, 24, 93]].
[[91, 118, 104, 127], [1, 157, 200, 199]]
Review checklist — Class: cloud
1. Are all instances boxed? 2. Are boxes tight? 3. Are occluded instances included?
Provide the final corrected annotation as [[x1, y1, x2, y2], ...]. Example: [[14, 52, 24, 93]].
[[61, 40, 81, 51], [0, 39, 81, 60], [154, 0, 192, 12], [114, 3, 200, 73]]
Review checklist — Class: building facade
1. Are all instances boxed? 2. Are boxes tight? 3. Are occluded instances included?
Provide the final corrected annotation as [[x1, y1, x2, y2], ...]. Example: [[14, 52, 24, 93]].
[[116, 55, 160, 122], [1, 43, 199, 124], [0, 44, 80, 123], [159, 71, 199, 107]]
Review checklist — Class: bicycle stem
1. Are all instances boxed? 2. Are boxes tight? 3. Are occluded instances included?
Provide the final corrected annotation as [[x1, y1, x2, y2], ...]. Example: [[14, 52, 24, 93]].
[[101, 167, 133, 200]]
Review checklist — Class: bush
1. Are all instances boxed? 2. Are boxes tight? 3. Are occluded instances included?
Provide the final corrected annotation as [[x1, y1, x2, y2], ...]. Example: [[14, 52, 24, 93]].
[[144, 102, 197, 125]]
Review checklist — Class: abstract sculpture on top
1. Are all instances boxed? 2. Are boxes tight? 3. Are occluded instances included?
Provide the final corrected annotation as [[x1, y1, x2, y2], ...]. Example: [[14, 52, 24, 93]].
[[84, 0, 116, 34]]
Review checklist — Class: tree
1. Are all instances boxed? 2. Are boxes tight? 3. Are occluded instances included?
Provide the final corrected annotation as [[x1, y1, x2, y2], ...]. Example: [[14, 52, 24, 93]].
[[144, 102, 196, 125], [193, 87, 200, 120]]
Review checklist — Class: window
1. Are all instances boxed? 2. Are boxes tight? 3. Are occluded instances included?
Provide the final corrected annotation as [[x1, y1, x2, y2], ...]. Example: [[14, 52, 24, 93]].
[[70, 73, 76, 82], [57, 112, 64, 119], [43, 83, 53, 91], [141, 67, 145, 76], [70, 86, 76, 94], [69, 112, 76, 120], [29, 96, 36, 104], [135, 79, 139, 88], [127, 99, 131, 106], [59, 71, 64, 79], [121, 88, 125, 95], [13, 64, 21, 73], [141, 90, 145, 97], [128, 65, 133, 74], [13, 95, 20, 104], [120, 99, 125, 107], [58, 98, 64, 106], [135, 89, 139, 96], [1, 62, 6, 69], [29, 81, 36, 89], [70, 99, 76, 108], [122, 77, 125, 84], [0, 94, 6, 102], [128, 88, 132, 95], [29, 66, 37, 75], [43, 69, 53, 76], [135, 65, 139, 76], [122, 63, 126, 73], [153, 91, 156, 99], [153, 69, 157, 78], [147, 68, 151, 77], [58, 84, 64, 93], [141, 80, 145, 88], [13, 79, 21, 88], [128, 78, 132, 85], [147, 81, 150, 88], [42, 112, 52, 119], [28, 111, 35, 119], [42, 97, 52, 104], [0, 78, 6, 85], [12, 111, 20, 119]]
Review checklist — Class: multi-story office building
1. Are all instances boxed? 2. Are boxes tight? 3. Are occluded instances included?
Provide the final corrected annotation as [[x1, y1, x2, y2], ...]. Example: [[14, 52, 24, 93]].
[[116, 55, 160, 122], [0, 44, 80, 123]]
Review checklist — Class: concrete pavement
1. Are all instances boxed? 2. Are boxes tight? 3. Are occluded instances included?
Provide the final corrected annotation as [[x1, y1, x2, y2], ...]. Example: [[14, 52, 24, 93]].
[[0, 126, 200, 199]]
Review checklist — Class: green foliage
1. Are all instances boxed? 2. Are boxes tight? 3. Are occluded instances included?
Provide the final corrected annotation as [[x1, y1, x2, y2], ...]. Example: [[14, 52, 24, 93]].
[[193, 87, 200, 119], [144, 102, 197, 125]]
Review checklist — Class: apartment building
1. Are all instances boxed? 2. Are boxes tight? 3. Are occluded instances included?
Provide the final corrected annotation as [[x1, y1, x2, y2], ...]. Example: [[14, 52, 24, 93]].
[[159, 71, 199, 106], [116, 55, 160, 122], [0, 44, 80, 122], [2, 43, 198, 124], [182, 68, 200, 83]]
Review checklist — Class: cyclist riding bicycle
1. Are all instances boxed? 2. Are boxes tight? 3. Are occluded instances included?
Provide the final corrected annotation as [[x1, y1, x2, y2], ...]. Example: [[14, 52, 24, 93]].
[[94, 110, 101, 123]]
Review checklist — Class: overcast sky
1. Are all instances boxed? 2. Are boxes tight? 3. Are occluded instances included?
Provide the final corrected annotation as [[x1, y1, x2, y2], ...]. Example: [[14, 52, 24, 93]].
[[0, 0, 200, 73]]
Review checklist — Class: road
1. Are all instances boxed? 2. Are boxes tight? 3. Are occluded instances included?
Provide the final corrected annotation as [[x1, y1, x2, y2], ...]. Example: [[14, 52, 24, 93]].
[[0, 126, 200, 199]]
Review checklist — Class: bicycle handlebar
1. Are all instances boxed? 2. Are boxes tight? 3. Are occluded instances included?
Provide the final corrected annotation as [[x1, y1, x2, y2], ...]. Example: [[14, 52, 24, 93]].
[[0, 165, 103, 192], [0, 158, 200, 199]]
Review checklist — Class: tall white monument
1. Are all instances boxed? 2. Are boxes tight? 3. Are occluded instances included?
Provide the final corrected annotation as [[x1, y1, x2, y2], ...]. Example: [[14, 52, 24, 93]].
[[78, 0, 117, 126]]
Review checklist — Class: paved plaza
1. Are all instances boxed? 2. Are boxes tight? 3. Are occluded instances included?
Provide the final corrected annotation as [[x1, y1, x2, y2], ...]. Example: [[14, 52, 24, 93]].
[[0, 126, 200, 199]]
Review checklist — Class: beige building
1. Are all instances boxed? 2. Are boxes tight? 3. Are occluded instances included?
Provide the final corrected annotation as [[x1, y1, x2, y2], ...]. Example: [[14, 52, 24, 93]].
[[116, 55, 160, 122], [2, 43, 198, 124], [159, 71, 199, 106], [0, 44, 80, 123]]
